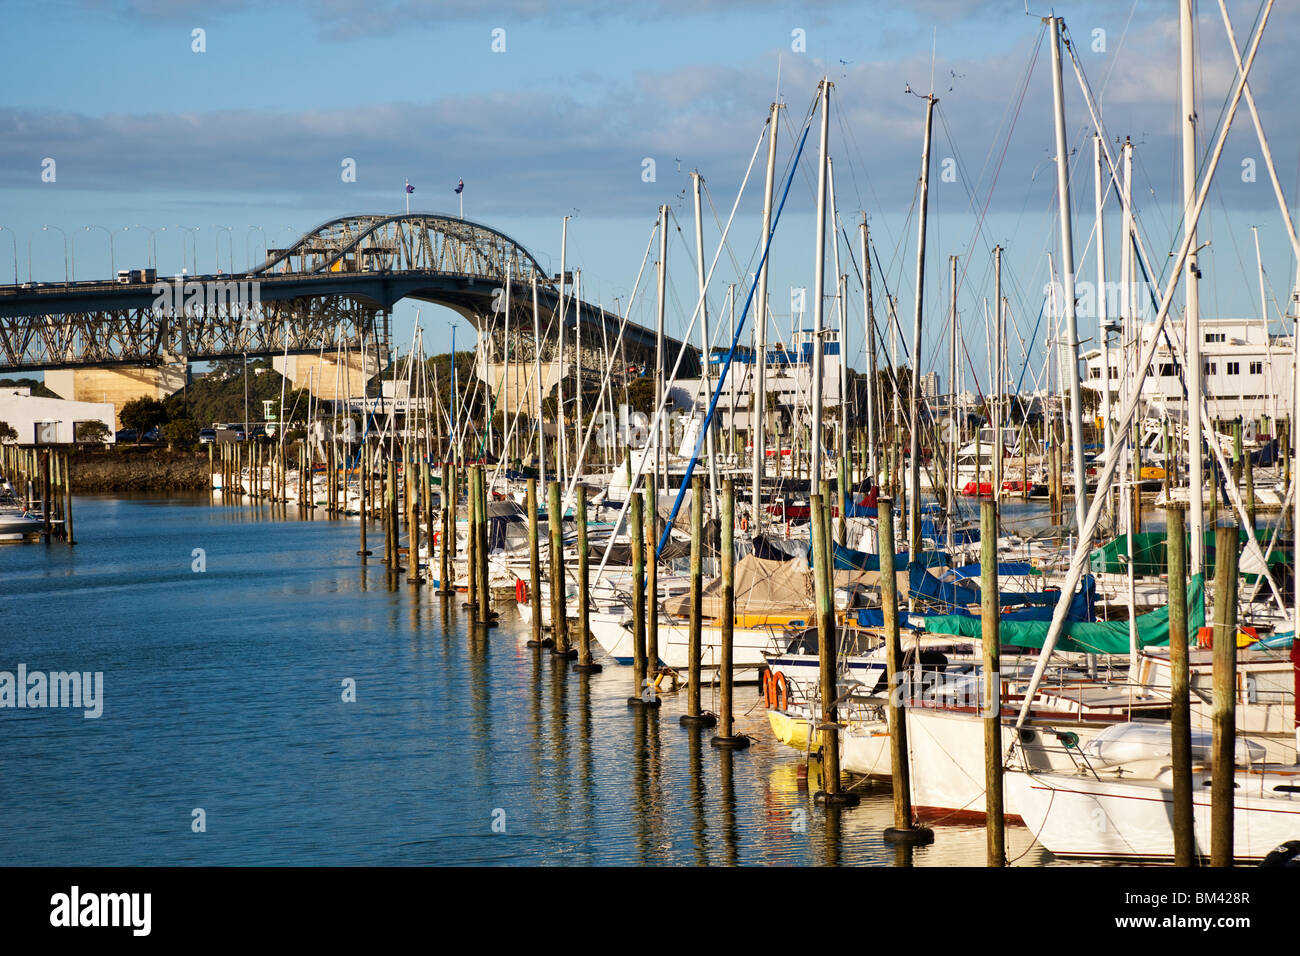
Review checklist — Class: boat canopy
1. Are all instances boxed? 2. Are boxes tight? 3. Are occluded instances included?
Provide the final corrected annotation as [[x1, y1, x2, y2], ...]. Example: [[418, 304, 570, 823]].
[[1090, 530, 1288, 578], [921, 574, 1206, 655]]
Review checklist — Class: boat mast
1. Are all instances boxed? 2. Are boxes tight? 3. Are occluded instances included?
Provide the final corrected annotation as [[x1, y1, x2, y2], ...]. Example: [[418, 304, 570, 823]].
[[1048, 15, 1089, 531], [828, 157, 849, 489], [861, 218, 879, 482], [908, 92, 937, 557], [1094, 134, 1114, 496], [751, 101, 780, 527], [993, 243, 1003, 504], [1119, 137, 1134, 519], [1180, 0, 1205, 574], [531, 273, 545, 488], [948, 253, 957, 546], [655, 203, 669, 496], [728, 283, 737, 461], [810, 78, 832, 490], [574, 268, 582, 486], [558, 216, 569, 489], [691, 172, 721, 517]]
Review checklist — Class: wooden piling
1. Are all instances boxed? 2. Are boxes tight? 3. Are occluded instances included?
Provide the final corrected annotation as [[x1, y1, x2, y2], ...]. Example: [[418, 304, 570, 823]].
[[463, 464, 478, 609], [422, 460, 434, 584], [1210, 522, 1239, 867], [681, 475, 714, 726], [436, 463, 452, 595], [880, 497, 932, 842], [409, 459, 421, 588], [357, 444, 370, 557], [547, 480, 571, 655], [646, 474, 659, 679], [524, 477, 547, 644], [980, 499, 1004, 866], [1165, 503, 1194, 866], [62, 449, 74, 545], [810, 491, 854, 804], [711, 479, 747, 749], [1244, 445, 1256, 534], [573, 486, 601, 673], [627, 490, 656, 706], [836, 456, 848, 546], [477, 465, 495, 626]]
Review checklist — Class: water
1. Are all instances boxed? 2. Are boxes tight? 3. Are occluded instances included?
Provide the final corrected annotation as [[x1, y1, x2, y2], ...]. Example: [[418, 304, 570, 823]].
[[0, 494, 1069, 866]]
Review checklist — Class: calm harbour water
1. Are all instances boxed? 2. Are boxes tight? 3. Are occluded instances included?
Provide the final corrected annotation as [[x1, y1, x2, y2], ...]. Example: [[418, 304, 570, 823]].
[[0, 494, 1074, 866]]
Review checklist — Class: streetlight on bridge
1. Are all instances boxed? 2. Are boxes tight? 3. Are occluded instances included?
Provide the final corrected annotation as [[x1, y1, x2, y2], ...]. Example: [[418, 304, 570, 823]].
[[84, 225, 116, 278], [213, 225, 234, 274], [174, 225, 200, 276], [247, 226, 268, 270], [40, 224, 73, 284], [0, 224, 17, 285]]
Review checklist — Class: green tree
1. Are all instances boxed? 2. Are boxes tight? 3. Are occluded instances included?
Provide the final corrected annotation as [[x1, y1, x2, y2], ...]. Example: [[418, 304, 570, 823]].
[[161, 418, 199, 449], [119, 397, 168, 441], [75, 420, 111, 443], [0, 420, 17, 442]]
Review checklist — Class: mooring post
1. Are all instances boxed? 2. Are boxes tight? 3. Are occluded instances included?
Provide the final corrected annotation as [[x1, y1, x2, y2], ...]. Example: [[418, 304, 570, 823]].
[[524, 477, 547, 645], [435, 461, 452, 593], [547, 480, 571, 655], [810, 490, 854, 805], [357, 444, 370, 558], [477, 465, 496, 627], [1210, 522, 1239, 867], [62, 449, 74, 545], [711, 479, 747, 749], [573, 485, 601, 672], [681, 475, 714, 727], [980, 499, 1005, 866], [408, 459, 421, 589], [627, 490, 657, 707], [422, 459, 434, 585], [646, 473, 659, 680], [463, 464, 478, 610], [1166, 503, 1194, 866], [880, 497, 932, 842], [836, 456, 848, 546]]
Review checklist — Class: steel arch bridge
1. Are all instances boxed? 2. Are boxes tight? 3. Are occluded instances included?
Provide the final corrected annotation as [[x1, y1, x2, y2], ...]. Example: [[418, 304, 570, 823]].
[[0, 213, 693, 376]]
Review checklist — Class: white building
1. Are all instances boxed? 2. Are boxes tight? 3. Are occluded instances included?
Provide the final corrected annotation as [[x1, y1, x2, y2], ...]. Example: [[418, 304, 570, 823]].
[[0, 388, 117, 444], [676, 328, 844, 434], [1082, 317, 1295, 426]]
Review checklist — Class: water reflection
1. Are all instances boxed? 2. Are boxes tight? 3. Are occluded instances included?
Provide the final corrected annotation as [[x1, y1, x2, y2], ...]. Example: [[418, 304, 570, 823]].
[[0, 495, 1095, 867]]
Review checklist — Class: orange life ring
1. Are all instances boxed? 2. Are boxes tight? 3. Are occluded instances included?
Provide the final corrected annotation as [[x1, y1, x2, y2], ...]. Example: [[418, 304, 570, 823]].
[[773, 671, 789, 711], [762, 670, 775, 708], [740, 516, 749, 531], [515, 579, 527, 603]]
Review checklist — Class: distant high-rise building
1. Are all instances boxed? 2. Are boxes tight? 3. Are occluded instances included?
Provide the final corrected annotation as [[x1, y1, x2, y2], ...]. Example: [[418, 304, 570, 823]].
[[920, 371, 940, 402]]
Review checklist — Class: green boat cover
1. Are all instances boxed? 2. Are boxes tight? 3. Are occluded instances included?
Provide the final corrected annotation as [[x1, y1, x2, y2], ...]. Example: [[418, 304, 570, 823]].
[[1089, 530, 1288, 578], [921, 573, 1205, 655]]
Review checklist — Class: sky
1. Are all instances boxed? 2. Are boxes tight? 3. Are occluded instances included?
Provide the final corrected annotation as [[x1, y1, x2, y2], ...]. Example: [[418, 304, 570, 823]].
[[2, 0, 1298, 393]]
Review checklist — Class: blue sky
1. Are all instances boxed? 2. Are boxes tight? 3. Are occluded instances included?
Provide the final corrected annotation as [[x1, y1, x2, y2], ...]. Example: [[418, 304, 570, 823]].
[[2, 0, 1298, 390]]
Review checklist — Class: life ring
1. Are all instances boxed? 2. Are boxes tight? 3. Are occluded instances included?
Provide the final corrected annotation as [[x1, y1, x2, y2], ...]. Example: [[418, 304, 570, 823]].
[[762, 670, 775, 708], [740, 516, 749, 531], [773, 671, 789, 711], [515, 579, 527, 603]]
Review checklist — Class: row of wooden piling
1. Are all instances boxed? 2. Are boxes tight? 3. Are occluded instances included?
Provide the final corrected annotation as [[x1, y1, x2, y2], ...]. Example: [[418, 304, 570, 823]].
[[2, 444, 74, 543]]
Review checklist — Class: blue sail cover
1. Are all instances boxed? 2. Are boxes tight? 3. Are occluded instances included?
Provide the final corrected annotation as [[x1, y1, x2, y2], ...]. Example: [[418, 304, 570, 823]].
[[949, 561, 1037, 580], [856, 573, 1096, 626], [833, 542, 949, 572]]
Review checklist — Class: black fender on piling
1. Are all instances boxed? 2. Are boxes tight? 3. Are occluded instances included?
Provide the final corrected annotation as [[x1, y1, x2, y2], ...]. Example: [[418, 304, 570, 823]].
[[882, 824, 934, 844]]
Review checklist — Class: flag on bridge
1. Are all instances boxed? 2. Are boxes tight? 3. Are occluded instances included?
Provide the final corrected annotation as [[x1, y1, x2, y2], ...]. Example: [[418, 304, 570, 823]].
[[454, 179, 464, 194], [405, 180, 414, 194]]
